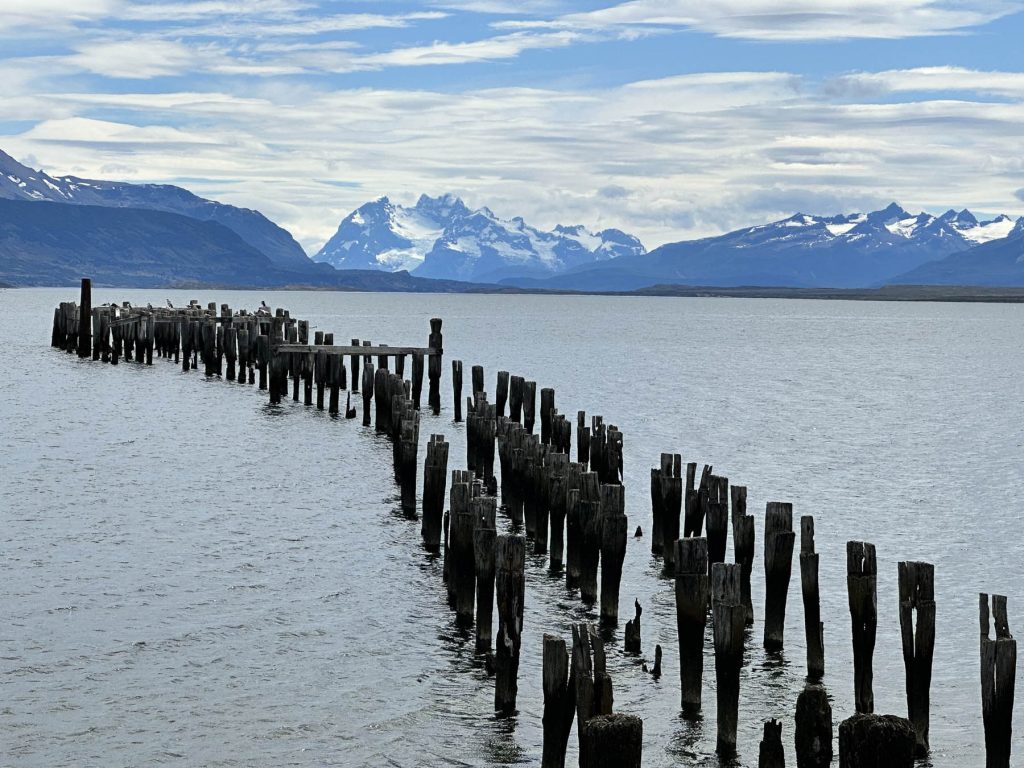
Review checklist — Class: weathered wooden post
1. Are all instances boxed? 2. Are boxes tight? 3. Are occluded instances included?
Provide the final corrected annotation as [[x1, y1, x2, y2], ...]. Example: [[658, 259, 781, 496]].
[[675, 537, 709, 713], [624, 600, 642, 654], [764, 502, 795, 651], [795, 684, 833, 768], [523, 380, 537, 434], [542, 634, 576, 768], [452, 359, 463, 422], [411, 351, 424, 409], [650, 465, 665, 557], [580, 714, 642, 768], [898, 561, 935, 756], [361, 359, 373, 426], [77, 278, 91, 358], [579, 499, 602, 604], [838, 714, 915, 767], [759, 719, 785, 768], [732, 485, 754, 626], [540, 387, 555, 444], [548, 453, 569, 572], [421, 435, 449, 552], [712, 562, 745, 757], [473, 498, 497, 652], [801, 516, 825, 679], [980, 593, 1016, 768], [847, 541, 877, 714], [495, 534, 525, 715], [661, 457, 683, 574], [706, 476, 729, 576], [496, 370, 509, 417], [471, 364, 484, 398], [576, 411, 590, 469], [599, 484, 627, 626], [428, 318, 443, 415]]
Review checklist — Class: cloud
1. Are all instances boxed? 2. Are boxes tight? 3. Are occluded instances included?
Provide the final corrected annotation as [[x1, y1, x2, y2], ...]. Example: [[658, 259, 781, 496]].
[[500, 0, 1024, 41], [1016, 188, 1024, 203], [831, 66, 1024, 98], [68, 40, 198, 79], [0, 0, 118, 31], [6, 68, 1024, 253]]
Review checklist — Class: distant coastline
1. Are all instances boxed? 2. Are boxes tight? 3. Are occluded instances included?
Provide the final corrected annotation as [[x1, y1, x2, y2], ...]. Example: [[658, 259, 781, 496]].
[[9, 280, 1024, 303]]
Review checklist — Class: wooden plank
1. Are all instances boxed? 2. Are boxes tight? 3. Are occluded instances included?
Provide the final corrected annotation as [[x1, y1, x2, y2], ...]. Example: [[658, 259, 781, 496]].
[[275, 344, 439, 356]]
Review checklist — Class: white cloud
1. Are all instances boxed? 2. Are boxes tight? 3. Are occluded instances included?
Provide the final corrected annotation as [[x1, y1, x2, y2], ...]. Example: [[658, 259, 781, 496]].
[[0, 0, 118, 31], [68, 40, 197, 79], [501, 0, 1024, 41], [7, 70, 1024, 253], [832, 66, 1024, 97]]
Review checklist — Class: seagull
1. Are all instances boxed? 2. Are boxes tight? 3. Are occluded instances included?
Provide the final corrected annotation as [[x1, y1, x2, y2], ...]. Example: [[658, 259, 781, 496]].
[[147, 303, 153, 310], [166, 299, 173, 308], [261, 300, 268, 309]]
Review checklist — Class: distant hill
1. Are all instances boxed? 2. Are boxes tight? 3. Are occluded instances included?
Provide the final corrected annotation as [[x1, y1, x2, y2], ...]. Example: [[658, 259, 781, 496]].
[[313, 193, 645, 282], [504, 203, 1022, 291], [0, 149, 311, 269]]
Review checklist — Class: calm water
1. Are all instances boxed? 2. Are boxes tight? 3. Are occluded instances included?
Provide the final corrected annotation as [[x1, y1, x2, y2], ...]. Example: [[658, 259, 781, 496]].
[[2, 287, 1022, 767]]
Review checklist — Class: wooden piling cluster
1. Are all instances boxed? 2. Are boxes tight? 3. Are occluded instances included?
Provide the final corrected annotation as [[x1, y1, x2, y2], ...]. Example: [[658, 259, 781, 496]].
[[51, 280, 1019, 766]]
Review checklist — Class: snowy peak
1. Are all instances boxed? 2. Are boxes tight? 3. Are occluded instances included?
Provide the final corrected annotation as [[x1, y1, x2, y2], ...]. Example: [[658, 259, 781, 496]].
[[0, 147, 309, 267], [313, 195, 645, 280]]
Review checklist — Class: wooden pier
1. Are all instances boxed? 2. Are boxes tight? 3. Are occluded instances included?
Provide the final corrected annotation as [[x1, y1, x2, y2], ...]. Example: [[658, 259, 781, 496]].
[[50, 278, 1018, 767]]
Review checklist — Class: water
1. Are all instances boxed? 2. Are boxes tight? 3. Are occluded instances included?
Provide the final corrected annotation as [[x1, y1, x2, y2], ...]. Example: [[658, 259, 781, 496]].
[[2, 287, 1022, 767]]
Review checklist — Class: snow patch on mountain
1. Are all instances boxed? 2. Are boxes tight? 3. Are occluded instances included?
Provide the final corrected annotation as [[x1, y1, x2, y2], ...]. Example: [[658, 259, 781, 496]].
[[313, 194, 645, 281]]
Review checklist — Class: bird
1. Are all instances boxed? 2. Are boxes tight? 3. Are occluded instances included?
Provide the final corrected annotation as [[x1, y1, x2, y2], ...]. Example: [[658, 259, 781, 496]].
[[147, 303, 153, 310], [166, 299, 173, 308], [261, 300, 268, 309]]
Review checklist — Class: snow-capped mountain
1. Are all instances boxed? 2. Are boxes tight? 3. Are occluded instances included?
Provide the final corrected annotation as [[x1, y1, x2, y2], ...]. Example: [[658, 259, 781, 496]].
[[313, 194, 645, 282], [511, 203, 1024, 291], [0, 149, 310, 268]]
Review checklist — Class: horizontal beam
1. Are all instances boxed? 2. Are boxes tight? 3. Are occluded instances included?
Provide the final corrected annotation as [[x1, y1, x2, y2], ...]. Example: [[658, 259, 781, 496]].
[[276, 344, 439, 357]]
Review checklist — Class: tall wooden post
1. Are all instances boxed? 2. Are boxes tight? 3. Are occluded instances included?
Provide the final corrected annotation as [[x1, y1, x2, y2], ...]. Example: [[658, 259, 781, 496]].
[[899, 561, 935, 756], [675, 537, 709, 713], [77, 278, 91, 358], [428, 318, 443, 415], [495, 534, 525, 715], [712, 562, 744, 757], [847, 541, 877, 714], [764, 502, 795, 651], [980, 593, 1016, 768], [542, 634, 576, 768], [801, 515, 825, 679]]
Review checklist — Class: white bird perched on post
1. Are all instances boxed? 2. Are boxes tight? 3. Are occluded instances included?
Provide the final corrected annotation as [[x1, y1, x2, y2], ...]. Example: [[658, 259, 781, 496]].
[[166, 299, 173, 308]]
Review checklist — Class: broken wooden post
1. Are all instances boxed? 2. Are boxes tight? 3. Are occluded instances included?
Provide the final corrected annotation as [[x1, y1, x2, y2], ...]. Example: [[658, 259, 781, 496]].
[[450, 480, 476, 627], [981, 592, 1016, 768], [706, 475, 729, 576], [361, 358, 373, 426], [540, 387, 555, 444], [712, 561, 744, 757], [472, 496, 496, 653], [496, 370, 509, 417], [509, 374, 524, 422], [758, 719, 785, 768], [411, 351, 424, 409], [795, 684, 833, 768], [77, 278, 91, 358], [452, 359, 463, 422], [421, 435, 449, 552], [547, 453, 569, 572], [428, 318, 443, 415], [764, 502, 795, 651], [542, 634, 576, 768], [898, 561, 935, 756], [732, 485, 755, 626], [675, 537, 709, 714], [801, 516, 825, 679], [600, 484, 627, 626], [660, 457, 683, 574], [847, 541, 877, 714], [577, 411, 590, 469], [838, 714, 915, 768], [579, 499, 602, 604], [580, 714, 642, 768], [495, 534, 525, 715], [523, 380, 537, 434], [471, 364, 484, 399], [624, 600, 642, 654]]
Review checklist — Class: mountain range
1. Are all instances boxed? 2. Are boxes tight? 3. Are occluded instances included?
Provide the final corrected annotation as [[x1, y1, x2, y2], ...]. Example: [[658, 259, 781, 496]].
[[313, 193, 645, 283], [4, 147, 1024, 290]]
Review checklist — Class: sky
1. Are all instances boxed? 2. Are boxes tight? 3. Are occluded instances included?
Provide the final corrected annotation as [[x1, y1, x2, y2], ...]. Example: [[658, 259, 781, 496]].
[[2, 1, 1024, 253]]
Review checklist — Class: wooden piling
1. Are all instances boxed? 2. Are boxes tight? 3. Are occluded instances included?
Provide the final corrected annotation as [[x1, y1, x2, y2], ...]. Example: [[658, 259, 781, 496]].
[[838, 714, 915, 768], [624, 600, 642, 654], [712, 562, 745, 757], [980, 593, 1016, 768], [847, 541, 877, 714], [600, 484, 627, 626], [580, 714, 642, 768], [523, 380, 537, 434], [897, 561, 935, 756], [795, 684, 833, 768], [675, 537, 709, 713], [577, 411, 590, 469], [495, 534, 525, 715], [579, 498, 602, 604], [758, 719, 785, 768], [473, 497, 497, 652], [542, 634, 576, 768], [540, 388, 555, 444], [732, 485, 755, 626], [421, 435, 449, 551], [801, 516, 825, 679], [547, 453, 569, 572], [428, 318, 443, 415], [77, 278, 91, 358], [452, 359, 463, 422], [764, 502, 795, 651]]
